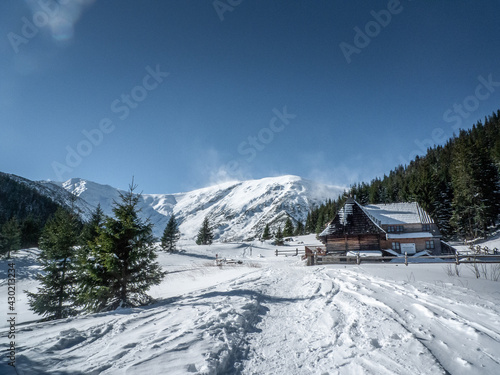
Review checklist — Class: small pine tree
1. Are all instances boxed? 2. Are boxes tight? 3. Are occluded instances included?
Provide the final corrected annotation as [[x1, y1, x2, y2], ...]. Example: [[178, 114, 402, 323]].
[[294, 221, 305, 236], [274, 226, 284, 246], [262, 223, 272, 240], [27, 208, 79, 320], [305, 210, 318, 234], [0, 217, 21, 259], [196, 216, 213, 245], [315, 210, 326, 234], [80, 204, 105, 245], [283, 217, 294, 237], [76, 181, 165, 312], [161, 214, 180, 252], [21, 215, 42, 248]]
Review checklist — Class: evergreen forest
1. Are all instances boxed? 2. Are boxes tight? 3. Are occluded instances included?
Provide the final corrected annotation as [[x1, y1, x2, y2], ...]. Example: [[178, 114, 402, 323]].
[[305, 110, 500, 240]]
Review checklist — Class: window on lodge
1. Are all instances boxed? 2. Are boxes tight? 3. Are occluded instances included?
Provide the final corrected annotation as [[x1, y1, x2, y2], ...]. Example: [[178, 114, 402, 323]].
[[392, 242, 401, 251], [422, 224, 431, 231], [426, 240, 435, 250], [388, 225, 404, 233]]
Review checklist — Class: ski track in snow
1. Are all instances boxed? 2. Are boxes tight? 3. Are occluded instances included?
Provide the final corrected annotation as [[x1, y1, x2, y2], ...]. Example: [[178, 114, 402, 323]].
[[241, 266, 448, 375], [5, 243, 500, 375], [14, 270, 264, 375], [244, 265, 500, 375]]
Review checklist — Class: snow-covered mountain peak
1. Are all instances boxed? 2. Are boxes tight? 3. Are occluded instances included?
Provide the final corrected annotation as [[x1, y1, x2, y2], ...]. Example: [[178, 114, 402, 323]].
[[59, 178, 119, 198], [61, 178, 87, 196], [53, 175, 345, 241]]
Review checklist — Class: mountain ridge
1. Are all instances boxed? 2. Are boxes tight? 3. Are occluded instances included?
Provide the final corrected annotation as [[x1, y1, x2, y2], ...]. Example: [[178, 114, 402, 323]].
[[0, 171, 93, 220], [52, 175, 345, 241]]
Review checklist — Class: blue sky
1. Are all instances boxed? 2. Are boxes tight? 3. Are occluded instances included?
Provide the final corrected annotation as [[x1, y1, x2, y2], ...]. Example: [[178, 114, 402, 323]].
[[1, 0, 500, 193]]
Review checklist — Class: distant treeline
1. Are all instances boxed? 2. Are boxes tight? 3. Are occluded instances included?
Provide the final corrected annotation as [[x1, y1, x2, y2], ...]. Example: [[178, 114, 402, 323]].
[[0, 173, 68, 247], [306, 109, 500, 240]]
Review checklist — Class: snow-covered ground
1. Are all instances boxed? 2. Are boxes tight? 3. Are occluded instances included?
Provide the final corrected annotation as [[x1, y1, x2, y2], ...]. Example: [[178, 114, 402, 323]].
[[1, 235, 500, 374]]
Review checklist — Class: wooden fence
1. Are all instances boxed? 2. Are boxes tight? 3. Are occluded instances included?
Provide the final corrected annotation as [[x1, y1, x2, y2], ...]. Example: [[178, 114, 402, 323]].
[[302, 246, 500, 266], [275, 248, 305, 257]]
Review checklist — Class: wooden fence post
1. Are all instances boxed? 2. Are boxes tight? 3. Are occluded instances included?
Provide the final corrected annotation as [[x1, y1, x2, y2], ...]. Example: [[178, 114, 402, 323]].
[[356, 252, 361, 265], [296, 248, 298, 256], [405, 252, 408, 266], [275, 249, 278, 257], [455, 251, 459, 265]]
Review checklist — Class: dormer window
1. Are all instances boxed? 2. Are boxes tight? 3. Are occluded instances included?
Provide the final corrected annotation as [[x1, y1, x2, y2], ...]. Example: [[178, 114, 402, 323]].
[[388, 225, 404, 233], [422, 224, 430, 231]]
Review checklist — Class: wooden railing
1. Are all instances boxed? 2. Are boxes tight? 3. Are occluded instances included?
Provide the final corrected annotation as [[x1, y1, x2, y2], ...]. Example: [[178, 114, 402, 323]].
[[306, 252, 500, 266], [275, 248, 305, 257]]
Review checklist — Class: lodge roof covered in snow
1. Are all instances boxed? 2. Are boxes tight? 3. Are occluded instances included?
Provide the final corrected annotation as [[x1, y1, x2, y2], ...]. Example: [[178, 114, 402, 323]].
[[361, 202, 435, 226], [319, 199, 436, 239], [318, 197, 385, 238]]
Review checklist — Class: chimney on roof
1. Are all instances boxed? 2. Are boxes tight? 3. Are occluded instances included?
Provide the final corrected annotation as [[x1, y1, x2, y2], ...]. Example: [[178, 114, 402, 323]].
[[340, 197, 355, 225]]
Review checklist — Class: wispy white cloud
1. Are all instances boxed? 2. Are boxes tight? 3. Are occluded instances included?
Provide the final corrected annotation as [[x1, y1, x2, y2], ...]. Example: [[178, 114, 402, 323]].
[[24, 0, 95, 43], [299, 150, 387, 188], [189, 147, 255, 189]]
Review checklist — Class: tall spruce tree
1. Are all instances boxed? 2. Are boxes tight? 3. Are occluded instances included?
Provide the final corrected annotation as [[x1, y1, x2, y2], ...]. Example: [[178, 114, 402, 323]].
[[450, 133, 500, 238], [283, 217, 294, 237], [274, 226, 284, 246], [80, 204, 105, 245], [262, 223, 272, 240], [315, 210, 326, 234], [161, 214, 180, 252], [305, 210, 318, 234], [196, 216, 213, 245], [27, 208, 79, 320], [75, 204, 106, 311], [0, 217, 21, 259], [21, 215, 42, 248], [77, 182, 165, 312], [294, 221, 305, 236]]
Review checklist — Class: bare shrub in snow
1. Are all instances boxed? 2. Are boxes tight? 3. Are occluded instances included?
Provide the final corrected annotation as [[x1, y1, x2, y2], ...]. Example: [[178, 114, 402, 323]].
[[491, 264, 500, 282], [444, 264, 461, 277], [445, 264, 455, 277], [247, 262, 262, 268]]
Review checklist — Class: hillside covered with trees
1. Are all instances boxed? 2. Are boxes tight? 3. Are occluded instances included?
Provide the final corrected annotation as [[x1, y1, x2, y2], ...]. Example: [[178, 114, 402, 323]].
[[0, 172, 67, 248], [307, 110, 500, 240]]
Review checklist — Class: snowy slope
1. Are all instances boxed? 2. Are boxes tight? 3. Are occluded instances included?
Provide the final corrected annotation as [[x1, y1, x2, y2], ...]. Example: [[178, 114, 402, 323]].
[[53, 175, 344, 241], [3, 235, 500, 375]]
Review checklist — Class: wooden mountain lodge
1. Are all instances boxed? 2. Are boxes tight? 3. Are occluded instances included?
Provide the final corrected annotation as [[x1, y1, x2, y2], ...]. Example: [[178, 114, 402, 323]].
[[317, 198, 442, 256]]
